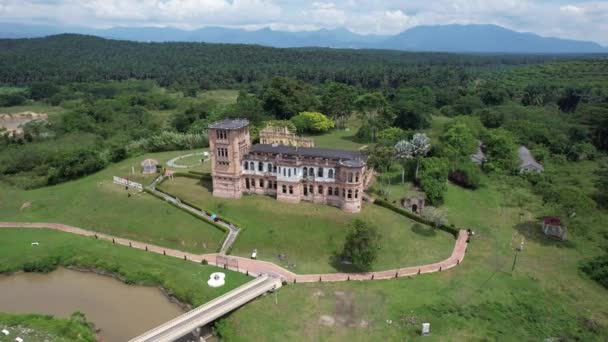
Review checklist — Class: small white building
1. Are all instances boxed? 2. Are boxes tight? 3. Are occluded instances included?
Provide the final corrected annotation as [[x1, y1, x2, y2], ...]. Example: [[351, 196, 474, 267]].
[[141, 159, 159, 174], [518, 146, 544, 173]]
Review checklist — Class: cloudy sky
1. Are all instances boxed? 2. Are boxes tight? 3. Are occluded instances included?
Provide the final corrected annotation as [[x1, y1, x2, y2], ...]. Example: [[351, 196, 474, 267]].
[[1, 0, 607, 45]]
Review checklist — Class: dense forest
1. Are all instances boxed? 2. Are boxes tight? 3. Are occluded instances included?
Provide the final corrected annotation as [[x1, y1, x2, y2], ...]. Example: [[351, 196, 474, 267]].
[[0, 34, 582, 89]]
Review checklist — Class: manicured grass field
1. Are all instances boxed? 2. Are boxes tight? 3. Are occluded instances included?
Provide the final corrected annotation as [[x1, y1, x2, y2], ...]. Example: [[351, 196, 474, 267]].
[[221, 174, 608, 341], [306, 117, 366, 151], [157, 177, 455, 274], [0, 151, 225, 253], [0, 228, 250, 307]]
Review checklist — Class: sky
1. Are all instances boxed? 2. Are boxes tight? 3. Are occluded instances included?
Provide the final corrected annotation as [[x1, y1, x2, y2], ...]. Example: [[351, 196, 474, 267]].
[[0, 0, 607, 45]]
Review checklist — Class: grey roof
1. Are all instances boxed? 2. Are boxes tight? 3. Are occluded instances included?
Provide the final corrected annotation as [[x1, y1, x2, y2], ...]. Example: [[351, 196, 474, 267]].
[[470, 140, 486, 164], [518, 146, 544, 171], [250, 144, 367, 166], [208, 119, 249, 130]]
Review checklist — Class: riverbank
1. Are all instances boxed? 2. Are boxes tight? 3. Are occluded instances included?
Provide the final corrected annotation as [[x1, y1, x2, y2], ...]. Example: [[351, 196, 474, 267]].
[[0, 312, 95, 342], [0, 229, 250, 309]]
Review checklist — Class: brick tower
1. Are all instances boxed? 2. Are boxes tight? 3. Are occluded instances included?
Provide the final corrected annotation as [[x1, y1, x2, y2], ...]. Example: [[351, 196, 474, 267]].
[[208, 119, 251, 198]]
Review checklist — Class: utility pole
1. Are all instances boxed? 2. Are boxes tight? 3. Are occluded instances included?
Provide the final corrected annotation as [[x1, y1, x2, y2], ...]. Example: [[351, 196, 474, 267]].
[[511, 237, 525, 272]]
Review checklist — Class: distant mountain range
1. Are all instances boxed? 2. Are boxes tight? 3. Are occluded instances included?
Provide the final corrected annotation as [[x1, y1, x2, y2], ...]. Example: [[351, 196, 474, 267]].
[[1, 22, 606, 54]]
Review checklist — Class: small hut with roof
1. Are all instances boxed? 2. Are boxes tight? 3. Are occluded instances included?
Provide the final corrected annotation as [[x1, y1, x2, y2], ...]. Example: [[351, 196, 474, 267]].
[[141, 159, 159, 174], [542, 216, 567, 240]]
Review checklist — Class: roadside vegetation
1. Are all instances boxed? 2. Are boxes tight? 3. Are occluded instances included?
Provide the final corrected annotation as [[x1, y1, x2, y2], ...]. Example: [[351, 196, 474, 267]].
[[0, 312, 95, 342]]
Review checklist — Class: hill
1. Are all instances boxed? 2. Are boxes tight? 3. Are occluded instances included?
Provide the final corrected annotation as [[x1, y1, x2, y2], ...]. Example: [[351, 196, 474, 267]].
[[0, 22, 605, 53]]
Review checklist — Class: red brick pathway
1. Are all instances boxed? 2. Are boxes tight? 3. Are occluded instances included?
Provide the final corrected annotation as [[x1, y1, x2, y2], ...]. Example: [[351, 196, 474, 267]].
[[0, 222, 468, 283]]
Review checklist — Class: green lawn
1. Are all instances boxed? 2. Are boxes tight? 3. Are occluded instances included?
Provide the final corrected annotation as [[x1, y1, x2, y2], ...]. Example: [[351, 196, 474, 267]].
[[0, 150, 225, 253], [221, 175, 608, 341], [0, 228, 250, 307], [157, 177, 455, 274], [306, 116, 366, 151]]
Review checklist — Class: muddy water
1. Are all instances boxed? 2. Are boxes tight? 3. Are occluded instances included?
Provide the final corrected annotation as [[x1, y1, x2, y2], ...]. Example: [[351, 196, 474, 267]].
[[0, 268, 185, 342]]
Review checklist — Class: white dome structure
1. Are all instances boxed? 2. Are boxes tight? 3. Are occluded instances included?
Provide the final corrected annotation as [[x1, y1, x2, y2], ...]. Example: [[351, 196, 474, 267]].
[[207, 272, 226, 287]]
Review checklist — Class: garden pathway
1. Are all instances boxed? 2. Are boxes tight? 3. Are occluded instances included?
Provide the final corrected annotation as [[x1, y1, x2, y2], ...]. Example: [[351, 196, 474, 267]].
[[0, 222, 468, 283]]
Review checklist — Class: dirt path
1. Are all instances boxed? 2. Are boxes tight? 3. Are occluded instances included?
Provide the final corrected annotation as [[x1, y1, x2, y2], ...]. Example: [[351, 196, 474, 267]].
[[0, 222, 468, 283]]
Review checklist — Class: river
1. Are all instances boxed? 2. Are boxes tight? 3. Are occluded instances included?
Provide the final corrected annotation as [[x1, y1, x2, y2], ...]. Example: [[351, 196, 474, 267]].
[[0, 267, 185, 341]]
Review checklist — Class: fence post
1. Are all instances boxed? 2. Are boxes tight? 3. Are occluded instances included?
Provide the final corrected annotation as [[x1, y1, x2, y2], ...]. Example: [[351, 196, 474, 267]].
[[112, 238, 115, 244], [439, 266, 442, 271], [347, 276, 350, 281], [145, 246, 148, 251], [371, 274, 374, 280], [94, 234, 98, 239], [395, 272, 398, 278], [319, 276, 322, 282], [184, 255, 187, 261], [293, 278, 296, 284], [418, 269, 421, 275], [129, 242, 132, 247], [457, 259, 460, 265], [163, 250, 166, 255]]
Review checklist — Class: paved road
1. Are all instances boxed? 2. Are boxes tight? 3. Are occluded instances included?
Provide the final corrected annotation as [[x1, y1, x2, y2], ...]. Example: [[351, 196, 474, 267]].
[[0, 222, 468, 283], [129, 274, 281, 342]]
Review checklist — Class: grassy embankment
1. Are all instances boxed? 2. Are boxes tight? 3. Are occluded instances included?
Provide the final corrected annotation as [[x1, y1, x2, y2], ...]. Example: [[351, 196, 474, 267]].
[[0, 150, 223, 253], [0, 312, 95, 342]]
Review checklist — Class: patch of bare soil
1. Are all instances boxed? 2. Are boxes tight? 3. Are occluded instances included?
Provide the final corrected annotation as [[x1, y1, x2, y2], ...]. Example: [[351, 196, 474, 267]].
[[0, 112, 48, 136], [20, 201, 31, 210], [334, 291, 356, 327], [319, 315, 335, 326]]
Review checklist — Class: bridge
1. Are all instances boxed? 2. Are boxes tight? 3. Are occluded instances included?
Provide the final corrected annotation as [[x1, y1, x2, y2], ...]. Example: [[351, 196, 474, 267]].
[[129, 274, 282, 342]]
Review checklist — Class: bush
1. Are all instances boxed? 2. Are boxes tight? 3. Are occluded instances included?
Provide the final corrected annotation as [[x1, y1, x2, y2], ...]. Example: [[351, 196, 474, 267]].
[[290, 111, 334, 134], [580, 254, 608, 288], [373, 198, 459, 237], [449, 160, 482, 189], [338, 219, 381, 272], [127, 131, 208, 154]]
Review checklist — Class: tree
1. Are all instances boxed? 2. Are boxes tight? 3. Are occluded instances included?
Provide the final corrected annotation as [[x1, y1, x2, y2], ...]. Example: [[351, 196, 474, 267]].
[[390, 87, 434, 130], [453, 95, 483, 115], [395, 133, 431, 181], [321, 81, 357, 129], [440, 123, 477, 160], [355, 93, 393, 142], [261, 77, 318, 120], [479, 81, 508, 106], [558, 88, 582, 113], [376, 127, 412, 147], [594, 163, 608, 207], [419, 157, 450, 205], [226, 89, 268, 124], [290, 111, 334, 134], [478, 108, 504, 128], [29, 81, 60, 101], [339, 219, 381, 271], [482, 129, 518, 173]]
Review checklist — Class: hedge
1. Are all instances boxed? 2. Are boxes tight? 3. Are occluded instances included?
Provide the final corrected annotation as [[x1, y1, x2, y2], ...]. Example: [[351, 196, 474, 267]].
[[373, 198, 460, 238], [173, 172, 201, 180]]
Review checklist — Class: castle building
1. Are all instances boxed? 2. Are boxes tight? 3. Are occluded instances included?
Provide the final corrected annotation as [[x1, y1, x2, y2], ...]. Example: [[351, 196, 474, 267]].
[[209, 119, 370, 213], [259, 125, 315, 147]]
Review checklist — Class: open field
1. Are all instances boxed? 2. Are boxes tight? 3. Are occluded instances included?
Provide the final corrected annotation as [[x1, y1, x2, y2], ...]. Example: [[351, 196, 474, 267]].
[[0, 151, 225, 253], [157, 177, 455, 274], [221, 174, 608, 341], [197, 89, 239, 105], [0, 102, 66, 116], [306, 116, 366, 151]]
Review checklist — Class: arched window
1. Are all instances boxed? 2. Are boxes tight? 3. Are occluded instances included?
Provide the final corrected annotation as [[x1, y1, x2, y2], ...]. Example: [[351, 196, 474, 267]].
[[348, 173, 353, 182], [303, 167, 308, 177], [318, 167, 323, 177], [342, 188, 346, 198], [249, 162, 254, 170], [348, 189, 352, 199], [289, 186, 293, 194], [328, 187, 333, 196], [288, 168, 291, 177], [273, 165, 277, 173], [318, 185, 323, 194], [328, 169, 334, 179], [282, 185, 287, 193], [355, 190, 359, 199], [258, 162, 263, 171], [259, 179, 264, 188], [245, 178, 250, 189], [244, 161, 249, 170], [309, 184, 313, 194], [355, 172, 360, 182]]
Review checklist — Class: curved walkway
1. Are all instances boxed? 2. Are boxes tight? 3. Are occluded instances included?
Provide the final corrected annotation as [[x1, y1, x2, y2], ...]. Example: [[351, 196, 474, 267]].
[[0, 222, 468, 283], [166, 152, 208, 169]]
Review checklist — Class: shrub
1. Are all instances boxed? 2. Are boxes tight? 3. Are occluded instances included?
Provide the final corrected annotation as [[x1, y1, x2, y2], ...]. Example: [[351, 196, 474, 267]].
[[449, 160, 482, 189], [338, 219, 381, 272], [290, 111, 334, 134], [580, 254, 608, 288]]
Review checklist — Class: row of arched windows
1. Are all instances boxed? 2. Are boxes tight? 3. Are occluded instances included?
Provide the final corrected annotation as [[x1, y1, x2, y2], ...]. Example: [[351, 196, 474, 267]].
[[345, 172, 360, 183]]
